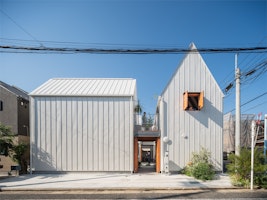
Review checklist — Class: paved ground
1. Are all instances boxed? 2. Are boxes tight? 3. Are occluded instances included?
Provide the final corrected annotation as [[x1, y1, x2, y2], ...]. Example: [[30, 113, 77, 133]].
[[0, 172, 234, 191]]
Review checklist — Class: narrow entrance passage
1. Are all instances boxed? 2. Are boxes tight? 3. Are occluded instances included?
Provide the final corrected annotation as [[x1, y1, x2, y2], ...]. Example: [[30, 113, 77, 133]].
[[134, 137, 160, 173], [138, 140, 156, 173]]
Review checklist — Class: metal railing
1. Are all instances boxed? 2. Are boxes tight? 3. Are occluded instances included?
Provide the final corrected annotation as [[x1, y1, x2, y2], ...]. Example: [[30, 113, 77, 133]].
[[134, 113, 159, 131]]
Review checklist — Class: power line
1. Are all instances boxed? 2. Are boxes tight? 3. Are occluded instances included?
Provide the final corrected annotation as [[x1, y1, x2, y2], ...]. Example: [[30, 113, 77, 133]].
[[243, 100, 267, 113], [0, 37, 183, 49], [0, 9, 43, 47], [226, 91, 267, 113], [241, 92, 267, 108], [1, 45, 267, 54], [223, 59, 267, 93], [219, 36, 267, 91], [239, 36, 267, 71]]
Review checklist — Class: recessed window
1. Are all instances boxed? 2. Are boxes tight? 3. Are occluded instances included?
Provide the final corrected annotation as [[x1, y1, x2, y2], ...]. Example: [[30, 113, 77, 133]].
[[0, 101, 3, 111], [183, 91, 204, 111]]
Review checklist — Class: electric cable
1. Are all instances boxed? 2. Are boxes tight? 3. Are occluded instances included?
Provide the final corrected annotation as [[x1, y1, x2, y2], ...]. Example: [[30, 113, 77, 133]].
[[243, 100, 267, 113], [0, 9, 43, 47], [226, 91, 267, 113], [0, 45, 267, 54]]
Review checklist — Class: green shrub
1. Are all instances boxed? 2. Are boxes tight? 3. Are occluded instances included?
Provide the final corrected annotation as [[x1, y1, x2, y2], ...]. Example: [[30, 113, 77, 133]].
[[191, 162, 215, 181], [191, 147, 211, 164], [227, 147, 267, 188], [0, 123, 28, 174], [182, 162, 193, 176], [182, 147, 215, 181], [0, 123, 14, 156], [11, 143, 28, 174]]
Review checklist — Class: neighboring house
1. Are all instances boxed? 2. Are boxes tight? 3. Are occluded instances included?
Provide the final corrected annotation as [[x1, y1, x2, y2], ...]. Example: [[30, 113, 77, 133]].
[[30, 78, 137, 172], [0, 81, 29, 136], [157, 43, 224, 172], [0, 81, 30, 172], [223, 113, 262, 153]]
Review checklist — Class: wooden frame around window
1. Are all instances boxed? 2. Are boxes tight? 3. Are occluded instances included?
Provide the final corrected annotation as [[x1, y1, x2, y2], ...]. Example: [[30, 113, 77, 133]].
[[183, 91, 204, 111]]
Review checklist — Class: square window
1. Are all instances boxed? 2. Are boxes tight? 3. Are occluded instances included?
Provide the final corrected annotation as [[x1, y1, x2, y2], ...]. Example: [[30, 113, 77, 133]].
[[183, 91, 204, 111]]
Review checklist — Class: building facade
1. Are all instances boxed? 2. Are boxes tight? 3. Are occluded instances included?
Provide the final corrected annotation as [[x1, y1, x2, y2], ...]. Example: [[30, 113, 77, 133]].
[[0, 81, 30, 172], [0, 81, 29, 136], [158, 43, 224, 172], [29, 44, 223, 173], [30, 78, 137, 172]]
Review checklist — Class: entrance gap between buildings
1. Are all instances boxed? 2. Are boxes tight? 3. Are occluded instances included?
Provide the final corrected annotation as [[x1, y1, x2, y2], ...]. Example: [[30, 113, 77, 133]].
[[134, 137, 160, 173]]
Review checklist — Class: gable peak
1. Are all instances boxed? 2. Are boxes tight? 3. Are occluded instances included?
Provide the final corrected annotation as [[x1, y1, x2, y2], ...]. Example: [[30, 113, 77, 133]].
[[189, 42, 197, 50]]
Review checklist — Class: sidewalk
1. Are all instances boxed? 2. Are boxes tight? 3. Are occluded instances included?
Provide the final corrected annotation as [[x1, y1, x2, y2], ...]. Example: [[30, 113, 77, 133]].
[[0, 172, 234, 191]]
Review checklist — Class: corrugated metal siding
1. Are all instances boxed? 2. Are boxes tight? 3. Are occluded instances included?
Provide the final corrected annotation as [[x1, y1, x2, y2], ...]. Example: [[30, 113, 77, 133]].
[[31, 96, 134, 172], [30, 78, 136, 97], [160, 44, 224, 172]]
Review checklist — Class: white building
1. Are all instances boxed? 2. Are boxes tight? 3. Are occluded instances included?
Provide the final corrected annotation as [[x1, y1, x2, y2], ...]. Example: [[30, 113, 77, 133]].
[[158, 43, 224, 172], [30, 78, 137, 172], [29, 43, 223, 173]]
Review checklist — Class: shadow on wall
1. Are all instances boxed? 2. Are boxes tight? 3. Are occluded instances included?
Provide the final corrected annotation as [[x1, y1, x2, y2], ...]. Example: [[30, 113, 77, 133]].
[[188, 98, 223, 128], [212, 157, 223, 172], [169, 160, 182, 173], [31, 144, 56, 172]]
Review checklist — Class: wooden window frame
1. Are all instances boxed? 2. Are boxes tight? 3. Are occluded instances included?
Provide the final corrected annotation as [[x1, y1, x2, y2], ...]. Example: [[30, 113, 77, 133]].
[[183, 91, 204, 111]]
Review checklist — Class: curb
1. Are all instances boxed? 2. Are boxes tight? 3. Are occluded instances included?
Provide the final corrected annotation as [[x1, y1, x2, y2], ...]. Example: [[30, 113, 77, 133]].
[[0, 186, 240, 192]]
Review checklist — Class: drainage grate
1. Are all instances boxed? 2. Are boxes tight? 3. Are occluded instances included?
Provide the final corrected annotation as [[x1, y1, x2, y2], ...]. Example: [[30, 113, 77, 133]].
[[189, 181, 200, 184]]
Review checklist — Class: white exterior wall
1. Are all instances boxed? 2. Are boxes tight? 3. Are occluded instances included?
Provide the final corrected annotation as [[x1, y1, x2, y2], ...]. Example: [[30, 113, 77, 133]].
[[160, 46, 224, 172], [30, 96, 134, 172]]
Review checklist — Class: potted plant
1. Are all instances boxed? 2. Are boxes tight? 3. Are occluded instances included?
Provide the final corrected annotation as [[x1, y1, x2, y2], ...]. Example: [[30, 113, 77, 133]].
[[134, 100, 143, 126]]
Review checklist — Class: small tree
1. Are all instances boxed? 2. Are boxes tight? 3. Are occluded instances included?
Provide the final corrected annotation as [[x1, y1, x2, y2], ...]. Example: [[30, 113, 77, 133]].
[[0, 123, 14, 156], [134, 100, 143, 114], [227, 147, 267, 188], [144, 115, 154, 130], [12, 143, 28, 174], [0, 123, 28, 174], [183, 147, 215, 181]]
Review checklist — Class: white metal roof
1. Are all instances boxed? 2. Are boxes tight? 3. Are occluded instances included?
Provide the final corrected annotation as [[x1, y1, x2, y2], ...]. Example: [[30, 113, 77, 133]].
[[30, 78, 137, 97]]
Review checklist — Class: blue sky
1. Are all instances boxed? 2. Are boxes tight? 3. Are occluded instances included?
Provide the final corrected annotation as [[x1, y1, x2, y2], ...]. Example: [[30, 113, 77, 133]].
[[0, 0, 267, 117]]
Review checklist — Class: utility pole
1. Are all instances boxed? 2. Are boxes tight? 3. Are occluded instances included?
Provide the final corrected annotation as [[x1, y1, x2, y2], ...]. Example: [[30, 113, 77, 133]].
[[251, 120, 256, 190], [235, 53, 241, 156], [264, 114, 267, 163]]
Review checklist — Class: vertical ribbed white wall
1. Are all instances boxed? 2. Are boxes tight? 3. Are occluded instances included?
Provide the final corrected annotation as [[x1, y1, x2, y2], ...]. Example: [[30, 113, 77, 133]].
[[31, 96, 133, 172], [160, 49, 224, 172]]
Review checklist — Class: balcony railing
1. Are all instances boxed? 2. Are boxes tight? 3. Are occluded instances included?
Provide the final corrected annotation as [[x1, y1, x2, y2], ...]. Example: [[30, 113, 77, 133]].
[[134, 113, 159, 132]]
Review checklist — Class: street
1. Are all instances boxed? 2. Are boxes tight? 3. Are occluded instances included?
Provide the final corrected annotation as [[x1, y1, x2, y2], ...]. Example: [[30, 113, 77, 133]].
[[0, 189, 267, 199]]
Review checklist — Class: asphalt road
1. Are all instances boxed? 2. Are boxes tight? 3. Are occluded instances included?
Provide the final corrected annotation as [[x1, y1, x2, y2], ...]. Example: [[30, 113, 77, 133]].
[[0, 189, 267, 199]]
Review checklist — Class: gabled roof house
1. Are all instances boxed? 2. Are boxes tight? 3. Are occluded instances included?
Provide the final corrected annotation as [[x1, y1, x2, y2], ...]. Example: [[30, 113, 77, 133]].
[[0, 81, 30, 172], [30, 78, 137, 172], [0, 81, 29, 136], [158, 43, 224, 172]]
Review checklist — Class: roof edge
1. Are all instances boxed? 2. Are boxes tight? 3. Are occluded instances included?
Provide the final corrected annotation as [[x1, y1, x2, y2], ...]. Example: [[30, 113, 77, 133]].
[[161, 43, 224, 97], [29, 78, 137, 97]]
